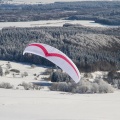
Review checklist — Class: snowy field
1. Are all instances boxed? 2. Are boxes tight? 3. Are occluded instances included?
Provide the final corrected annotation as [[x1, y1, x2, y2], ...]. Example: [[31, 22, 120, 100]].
[[0, 20, 111, 30], [0, 60, 120, 120], [0, 89, 120, 120], [0, 60, 49, 88], [2, 0, 115, 5]]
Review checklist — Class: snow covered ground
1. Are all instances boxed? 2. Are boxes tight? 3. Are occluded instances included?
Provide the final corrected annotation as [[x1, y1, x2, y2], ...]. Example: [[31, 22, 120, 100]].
[[0, 20, 112, 31], [0, 89, 120, 120], [0, 60, 120, 120], [0, 60, 48, 88], [2, 0, 115, 5]]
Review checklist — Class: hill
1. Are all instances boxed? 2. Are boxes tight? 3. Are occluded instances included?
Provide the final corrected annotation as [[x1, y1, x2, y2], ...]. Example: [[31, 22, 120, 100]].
[[0, 26, 120, 72], [0, 1, 120, 25], [0, 60, 119, 120]]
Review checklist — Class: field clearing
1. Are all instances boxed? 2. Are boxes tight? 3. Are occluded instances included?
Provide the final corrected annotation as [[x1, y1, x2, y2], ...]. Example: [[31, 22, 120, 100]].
[[0, 60, 120, 120], [0, 20, 109, 30]]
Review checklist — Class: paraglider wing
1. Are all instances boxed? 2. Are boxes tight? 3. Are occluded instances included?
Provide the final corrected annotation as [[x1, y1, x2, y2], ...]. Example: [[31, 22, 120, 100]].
[[23, 43, 80, 83]]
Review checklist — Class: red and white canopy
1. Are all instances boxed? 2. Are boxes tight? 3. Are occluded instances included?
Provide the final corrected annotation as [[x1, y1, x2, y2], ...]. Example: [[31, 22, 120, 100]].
[[23, 43, 80, 83]]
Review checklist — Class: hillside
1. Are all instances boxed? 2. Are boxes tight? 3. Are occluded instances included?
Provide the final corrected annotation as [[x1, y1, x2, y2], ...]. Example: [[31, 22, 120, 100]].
[[0, 88, 120, 120], [0, 60, 49, 88], [0, 26, 120, 72], [0, 1, 120, 120], [0, 60, 119, 120], [0, 1, 120, 25]]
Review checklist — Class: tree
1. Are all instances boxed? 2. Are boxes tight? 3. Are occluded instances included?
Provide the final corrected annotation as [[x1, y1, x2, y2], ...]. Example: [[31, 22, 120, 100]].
[[0, 66, 3, 76]]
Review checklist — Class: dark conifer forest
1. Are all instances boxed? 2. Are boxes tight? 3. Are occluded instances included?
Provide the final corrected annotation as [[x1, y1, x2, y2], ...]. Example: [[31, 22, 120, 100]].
[[0, 26, 120, 72], [0, 1, 120, 25]]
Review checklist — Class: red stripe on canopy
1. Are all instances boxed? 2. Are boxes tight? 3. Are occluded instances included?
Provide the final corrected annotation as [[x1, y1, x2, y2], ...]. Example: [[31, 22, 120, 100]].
[[29, 43, 79, 78]]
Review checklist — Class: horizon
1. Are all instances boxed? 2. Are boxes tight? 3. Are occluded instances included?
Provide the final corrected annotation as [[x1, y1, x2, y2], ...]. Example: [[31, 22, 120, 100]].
[[2, 0, 119, 4]]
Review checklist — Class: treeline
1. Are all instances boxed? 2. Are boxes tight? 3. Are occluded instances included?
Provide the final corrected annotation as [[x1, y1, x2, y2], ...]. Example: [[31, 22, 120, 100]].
[[0, 26, 120, 72], [0, 1, 120, 25]]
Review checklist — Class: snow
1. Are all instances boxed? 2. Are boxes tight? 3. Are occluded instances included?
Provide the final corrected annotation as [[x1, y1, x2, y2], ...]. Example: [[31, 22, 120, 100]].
[[0, 89, 120, 120], [0, 60, 120, 120], [0, 20, 110, 30], [2, 0, 116, 5], [0, 60, 49, 88]]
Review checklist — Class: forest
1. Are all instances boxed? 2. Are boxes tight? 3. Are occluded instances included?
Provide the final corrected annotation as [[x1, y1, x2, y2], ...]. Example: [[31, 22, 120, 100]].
[[0, 26, 120, 72], [0, 1, 120, 72], [0, 1, 120, 25]]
